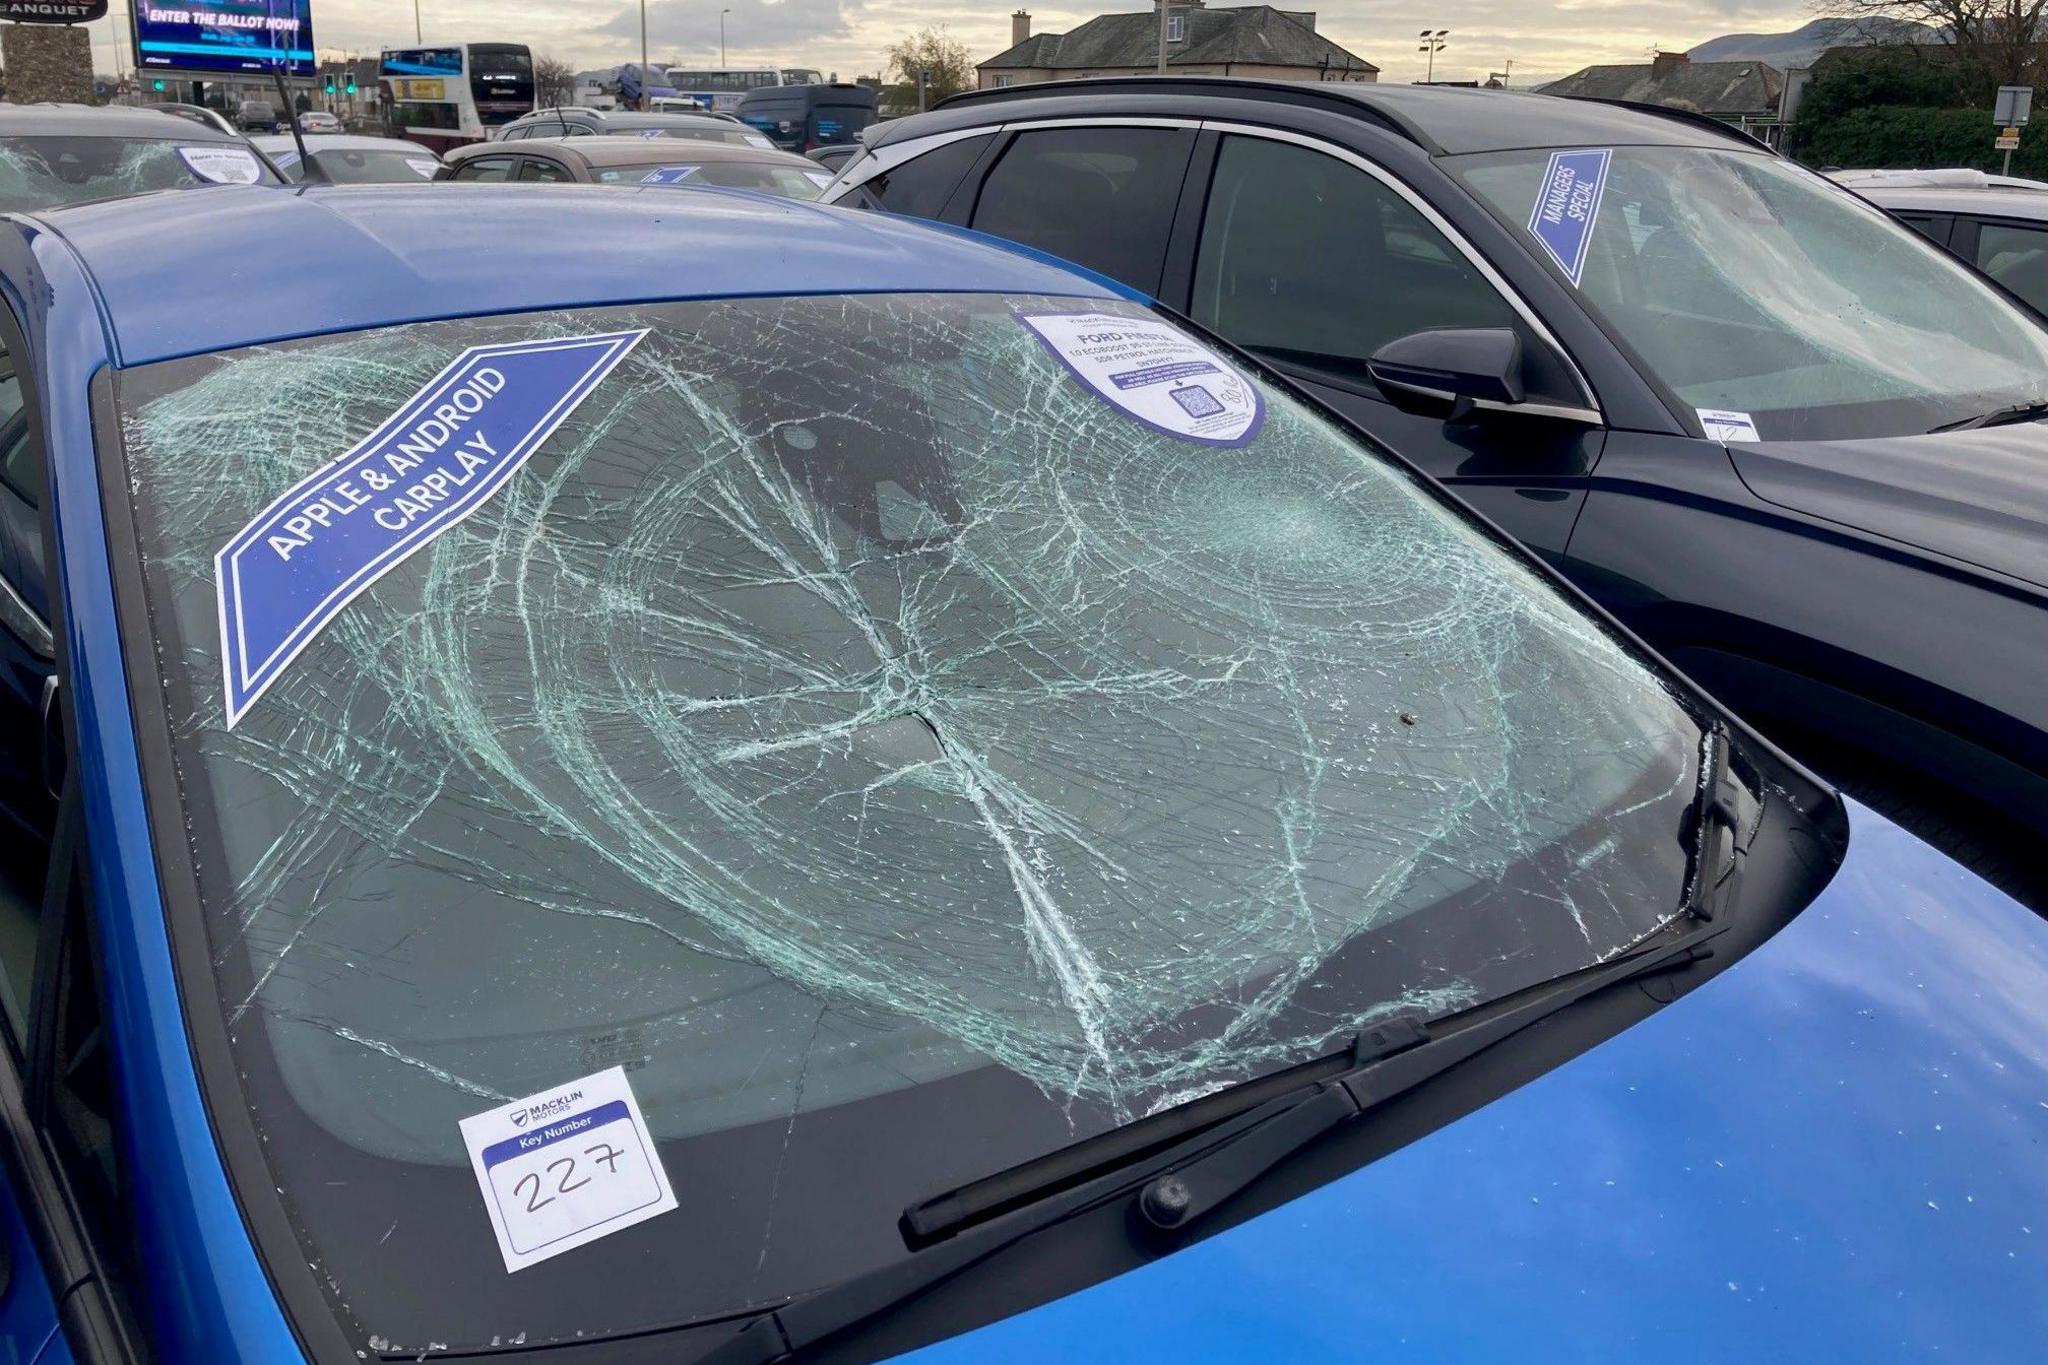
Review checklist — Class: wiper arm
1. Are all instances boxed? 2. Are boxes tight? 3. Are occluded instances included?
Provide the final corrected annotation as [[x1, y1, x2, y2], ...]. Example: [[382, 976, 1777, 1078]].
[[704, 727, 1757, 1364], [1928, 399, 2048, 433]]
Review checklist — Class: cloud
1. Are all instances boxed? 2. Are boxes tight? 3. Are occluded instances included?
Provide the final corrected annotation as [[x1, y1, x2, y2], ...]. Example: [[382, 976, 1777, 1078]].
[[598, 0, 862, 65]]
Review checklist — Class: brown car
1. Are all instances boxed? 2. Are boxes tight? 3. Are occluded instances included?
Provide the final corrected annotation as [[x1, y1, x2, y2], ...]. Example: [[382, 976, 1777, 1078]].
[[438, 135, 834, 199]]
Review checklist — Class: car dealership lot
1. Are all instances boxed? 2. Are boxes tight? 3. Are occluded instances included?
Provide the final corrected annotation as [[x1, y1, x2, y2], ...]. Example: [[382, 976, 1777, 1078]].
[[0, 87, 2043, 1365]]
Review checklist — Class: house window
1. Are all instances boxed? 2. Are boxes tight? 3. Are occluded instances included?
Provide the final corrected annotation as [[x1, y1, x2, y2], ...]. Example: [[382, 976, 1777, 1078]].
[[1167, 12, 1186, 41], [992, 74, 1015, 88]]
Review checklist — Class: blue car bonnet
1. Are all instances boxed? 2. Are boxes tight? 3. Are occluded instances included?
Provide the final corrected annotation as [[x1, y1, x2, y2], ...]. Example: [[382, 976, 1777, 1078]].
[[902, 806, 2048, 1363]]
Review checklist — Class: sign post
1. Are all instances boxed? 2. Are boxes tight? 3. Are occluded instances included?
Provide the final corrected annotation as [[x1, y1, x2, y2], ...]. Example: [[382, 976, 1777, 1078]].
[[1994, 85, 2033, 176]]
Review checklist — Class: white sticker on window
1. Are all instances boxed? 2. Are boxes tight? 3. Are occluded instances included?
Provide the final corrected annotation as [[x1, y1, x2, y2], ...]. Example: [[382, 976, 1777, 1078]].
[[179, 145, 263, 185], [802, 169, 833, 189], [1696, 408, 1761, 443], [405, 157, 440, 179], [459, 1066, 677, 1273], [1017, 311, 1264, 446], [745, 133, 776, 149], [272, 148, 302, 170]]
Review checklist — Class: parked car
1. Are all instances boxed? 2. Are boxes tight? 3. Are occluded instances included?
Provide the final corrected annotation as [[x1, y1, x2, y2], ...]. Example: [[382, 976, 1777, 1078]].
[[736, 81, 877, 155], [148, 101, 241, 138], [828, 78, 2048, 906], [807, 141, 861, 175], [10, 180, 2035, 1363], [1836, 170, 2048, 315], [251, 134, 442, 184], [495, 106, 776, 148], [0, 103, 280, 216], [440, 135, 833, 197], [296, 110, 343, 136], [234, 98, 279, 133]]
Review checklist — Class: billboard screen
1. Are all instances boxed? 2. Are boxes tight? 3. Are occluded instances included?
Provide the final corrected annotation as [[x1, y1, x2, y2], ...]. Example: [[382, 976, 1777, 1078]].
[[132, 0, 317, 78]]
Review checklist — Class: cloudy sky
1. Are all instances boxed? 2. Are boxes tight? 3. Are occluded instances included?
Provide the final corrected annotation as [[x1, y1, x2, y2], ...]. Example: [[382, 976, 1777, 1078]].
[[86, 0, 1821, 88]]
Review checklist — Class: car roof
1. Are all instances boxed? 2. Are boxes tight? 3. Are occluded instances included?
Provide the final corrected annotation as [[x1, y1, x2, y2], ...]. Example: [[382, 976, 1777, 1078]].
[[1854, 183, 2048, 218], [495, 135, 815, 168], [29, 184, 1136, 366], [0, 102, 248, 142], [513, 108, 725, 128], [252, 134, 439, 157], [883, 77, 1761, 157], [1829, 167, 2048, 191]]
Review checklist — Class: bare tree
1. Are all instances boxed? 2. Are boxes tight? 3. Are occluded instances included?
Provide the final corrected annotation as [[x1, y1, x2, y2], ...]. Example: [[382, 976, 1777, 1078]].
[[534, 53, 577, 108], [1814, 0, 2048, 99], [885, 26, 975, 107]]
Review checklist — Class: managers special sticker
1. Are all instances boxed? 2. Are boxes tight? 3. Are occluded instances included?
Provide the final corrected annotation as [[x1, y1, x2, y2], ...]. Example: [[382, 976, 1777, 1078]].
[[1017, 311, 1264, 447]]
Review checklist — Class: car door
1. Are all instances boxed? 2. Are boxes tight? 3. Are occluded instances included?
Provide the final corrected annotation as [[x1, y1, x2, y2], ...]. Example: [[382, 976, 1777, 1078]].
[[0, 312, 145, 1365], [1953, 215, 2048, 315], [1172, 131, 1602, 559], [963, 124, 1199, 298], [448, 154, 517, 183]]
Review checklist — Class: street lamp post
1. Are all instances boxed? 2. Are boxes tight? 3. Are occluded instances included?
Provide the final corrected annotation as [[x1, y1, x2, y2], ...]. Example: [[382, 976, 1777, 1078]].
[[721, 9, 730, 68], [414, 0, 422, 43], [1417, 29, 1448, 84], [640, 0, 650, 110]]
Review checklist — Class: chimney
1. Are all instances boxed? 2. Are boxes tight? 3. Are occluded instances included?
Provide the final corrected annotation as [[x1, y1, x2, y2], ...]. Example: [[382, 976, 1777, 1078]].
[[1012, 9, 1031, 45], [1650, 50, 1688, 81]]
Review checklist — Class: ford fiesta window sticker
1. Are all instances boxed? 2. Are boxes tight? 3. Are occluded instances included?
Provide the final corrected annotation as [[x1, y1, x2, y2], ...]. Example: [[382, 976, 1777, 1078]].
[[405, 157, 440, 179], [1696, 408, 1762, 442], [459, 1066, 677, 1273], [1528, 148, 1611, 288], [640, 165, 698, 185], [213, 330, 647, 727], [1017, 312, 1265, 447], [179, 145, 264, 185]]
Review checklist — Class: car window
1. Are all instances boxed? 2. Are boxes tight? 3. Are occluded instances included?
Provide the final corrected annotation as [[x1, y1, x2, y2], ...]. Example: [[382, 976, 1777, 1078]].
[[970, 127, 1195, 292], [1974, 220, 2048, 314], [0, 336, 48, 1045], [0, 135, 278, 211], [862, 134, 991, 217], [499, 125, 529, 140], [112, 290, 1707, 1356], [518, 157, 572, 183], [1452, 147, 2048, 441], [595, 160, 824, 198], [1192, 136, 1520, 377], [312, 148, 444, 184], [451, 155, 516, 182]]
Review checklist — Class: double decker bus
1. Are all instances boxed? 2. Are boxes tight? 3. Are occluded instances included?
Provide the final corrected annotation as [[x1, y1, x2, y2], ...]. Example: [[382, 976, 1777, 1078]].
[[379, 43, 536, 150], [663, 67, 824, 113]]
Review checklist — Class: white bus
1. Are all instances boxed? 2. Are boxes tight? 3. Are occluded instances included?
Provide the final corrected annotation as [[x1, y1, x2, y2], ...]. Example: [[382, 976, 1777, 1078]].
[[380, 43, 536, 150], [663, 67, 825, 113]]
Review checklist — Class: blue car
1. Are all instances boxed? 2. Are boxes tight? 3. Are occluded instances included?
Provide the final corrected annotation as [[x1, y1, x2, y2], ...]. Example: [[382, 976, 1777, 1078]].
[[0, 184, 2038, 1364]]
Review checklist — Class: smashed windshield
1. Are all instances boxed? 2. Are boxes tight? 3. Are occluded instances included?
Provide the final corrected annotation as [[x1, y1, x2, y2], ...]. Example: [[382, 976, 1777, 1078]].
[[1451, 145, 2048, 440], [113, 292, 1700, 1354], [0, 135, 277, 210]]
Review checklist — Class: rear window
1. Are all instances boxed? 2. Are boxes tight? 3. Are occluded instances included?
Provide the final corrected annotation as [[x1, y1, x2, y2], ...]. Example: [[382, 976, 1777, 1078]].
[[111, 292, 1703, 1356], [0, 135, 278, 210], [594, 159, 827, 197]]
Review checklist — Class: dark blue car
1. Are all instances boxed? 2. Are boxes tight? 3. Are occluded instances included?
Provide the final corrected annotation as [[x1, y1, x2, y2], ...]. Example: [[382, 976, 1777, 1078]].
[[0, 183, 2040, 1364], [825, 80, 2048, 908]]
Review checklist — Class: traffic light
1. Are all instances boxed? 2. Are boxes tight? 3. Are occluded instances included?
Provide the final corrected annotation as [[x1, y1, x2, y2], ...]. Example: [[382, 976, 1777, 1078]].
[[345, 76, 357, 95], [324, 75, 336, 96]]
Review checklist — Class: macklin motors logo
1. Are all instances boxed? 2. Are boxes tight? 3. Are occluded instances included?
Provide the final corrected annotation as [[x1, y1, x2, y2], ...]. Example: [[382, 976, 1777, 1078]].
[[508, 1089, 584, 1129]]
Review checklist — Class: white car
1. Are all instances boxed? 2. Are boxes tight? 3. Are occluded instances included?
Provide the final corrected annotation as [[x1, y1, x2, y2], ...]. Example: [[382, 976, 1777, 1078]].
[[1834, 168, 2048, 314], [250, 134, 444, 185], [298, 110, 343, 135]]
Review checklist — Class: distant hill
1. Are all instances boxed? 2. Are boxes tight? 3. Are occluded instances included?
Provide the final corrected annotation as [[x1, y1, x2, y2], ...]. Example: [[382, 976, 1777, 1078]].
[[1686, 17, 1940, 68]]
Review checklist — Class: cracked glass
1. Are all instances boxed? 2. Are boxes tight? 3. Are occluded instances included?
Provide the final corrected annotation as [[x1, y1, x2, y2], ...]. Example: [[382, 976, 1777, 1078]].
[[113, 293, 1702, 1354], [0, 136, 278, 212]]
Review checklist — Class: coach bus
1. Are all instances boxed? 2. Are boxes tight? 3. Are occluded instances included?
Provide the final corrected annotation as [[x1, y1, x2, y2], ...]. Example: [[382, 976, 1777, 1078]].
[[379, 43, 536, 149], [662, 66, 824, 114]]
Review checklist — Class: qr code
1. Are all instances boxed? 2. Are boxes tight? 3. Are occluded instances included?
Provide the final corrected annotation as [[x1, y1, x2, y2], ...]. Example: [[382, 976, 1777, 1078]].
[[1169, 385, 1225, 418]]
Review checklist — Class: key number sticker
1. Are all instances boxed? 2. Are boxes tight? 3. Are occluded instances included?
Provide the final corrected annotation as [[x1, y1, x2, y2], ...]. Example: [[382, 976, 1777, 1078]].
[[460, 1066, 677, 1273]]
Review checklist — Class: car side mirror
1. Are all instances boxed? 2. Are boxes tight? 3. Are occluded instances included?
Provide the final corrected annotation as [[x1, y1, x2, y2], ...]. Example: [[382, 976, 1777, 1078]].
[[1366, 327, 1524, 417]]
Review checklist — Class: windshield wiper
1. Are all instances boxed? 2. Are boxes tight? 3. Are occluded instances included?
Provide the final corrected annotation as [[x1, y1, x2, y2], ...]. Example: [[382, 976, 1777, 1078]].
[[701, 727, 1756, 1364], [1928, 399, 2048, 433]]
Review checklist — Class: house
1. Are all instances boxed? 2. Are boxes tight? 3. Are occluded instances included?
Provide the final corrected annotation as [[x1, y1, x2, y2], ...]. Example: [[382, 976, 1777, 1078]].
[[978, 2, 1377, 91], [1538, 50, 1785, 122]]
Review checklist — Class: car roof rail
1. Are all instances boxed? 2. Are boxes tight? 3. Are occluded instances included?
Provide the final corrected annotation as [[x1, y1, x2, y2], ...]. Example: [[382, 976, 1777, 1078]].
[[1572, 97, 1776, 152], [934, 76, 1423, 149]]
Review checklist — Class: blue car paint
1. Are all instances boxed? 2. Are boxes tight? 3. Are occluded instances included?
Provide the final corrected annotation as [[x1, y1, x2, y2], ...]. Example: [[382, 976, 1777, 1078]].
[[0, 1174, 60, 1365], [0, 222, 305, 1359], [2, 188, 2042, 1361], [900, 805, 2048, 1364], [31, 183, 1143, 368]]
